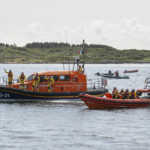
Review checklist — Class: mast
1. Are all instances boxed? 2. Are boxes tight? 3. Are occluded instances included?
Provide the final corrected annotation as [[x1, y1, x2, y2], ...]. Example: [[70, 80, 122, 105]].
[[62, 40, 86, 72], [81, 40, 85, 72], [77, 40, 86, 72]]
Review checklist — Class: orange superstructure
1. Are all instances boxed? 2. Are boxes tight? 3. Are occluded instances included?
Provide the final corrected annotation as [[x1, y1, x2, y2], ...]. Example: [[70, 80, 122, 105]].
[[11, 70, 87, 93]]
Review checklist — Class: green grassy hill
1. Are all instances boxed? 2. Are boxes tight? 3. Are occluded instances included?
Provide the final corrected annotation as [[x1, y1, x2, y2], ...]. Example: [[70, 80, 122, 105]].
[[0, 42, 150, 63]]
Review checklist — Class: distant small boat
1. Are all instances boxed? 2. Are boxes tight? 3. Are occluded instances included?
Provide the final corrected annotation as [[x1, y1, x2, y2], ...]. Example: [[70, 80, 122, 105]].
[[102, 74, 129, 79], [95, 72, 129, 79], [80, 94, 150, 109], [123, 69, 138, 73]]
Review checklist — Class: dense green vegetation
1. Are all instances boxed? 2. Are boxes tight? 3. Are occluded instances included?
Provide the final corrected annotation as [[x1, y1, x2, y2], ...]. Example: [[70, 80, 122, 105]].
[[0, 42, 150, 63]]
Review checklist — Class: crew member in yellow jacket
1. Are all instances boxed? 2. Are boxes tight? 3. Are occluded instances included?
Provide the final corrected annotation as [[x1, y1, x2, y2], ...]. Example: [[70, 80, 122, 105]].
[[19, 72, 26, 89], [78, 65, 83, 73], [5, 69, 13, 86], [32, 73, 40, 91], [47, 76, 55, 92]]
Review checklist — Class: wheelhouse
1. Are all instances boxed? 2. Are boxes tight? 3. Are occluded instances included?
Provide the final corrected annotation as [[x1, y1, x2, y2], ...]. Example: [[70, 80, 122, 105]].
[[12, 71, 87, 93]]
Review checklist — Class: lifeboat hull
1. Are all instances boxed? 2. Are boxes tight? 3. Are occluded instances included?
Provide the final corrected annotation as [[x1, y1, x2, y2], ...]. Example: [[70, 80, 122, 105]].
[[0, 86, 107, 102], [80, 94, 150, 109]]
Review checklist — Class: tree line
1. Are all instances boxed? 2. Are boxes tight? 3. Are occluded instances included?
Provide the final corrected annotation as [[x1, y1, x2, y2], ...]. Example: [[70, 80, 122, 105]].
[[0, 41, 120, 51]]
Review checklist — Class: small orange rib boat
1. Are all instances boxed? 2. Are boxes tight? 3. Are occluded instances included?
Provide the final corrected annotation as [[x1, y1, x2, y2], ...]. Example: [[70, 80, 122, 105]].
[[80, 94, 150, 109]]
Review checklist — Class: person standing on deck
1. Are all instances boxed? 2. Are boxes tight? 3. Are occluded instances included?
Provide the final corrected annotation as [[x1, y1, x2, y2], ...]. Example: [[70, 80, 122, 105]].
[[32, 73, 40, 91], [47, 76, 55, 92], [19, 72, 26, 89], [4, 69, 13, 86], [78, 65, 84, 73]]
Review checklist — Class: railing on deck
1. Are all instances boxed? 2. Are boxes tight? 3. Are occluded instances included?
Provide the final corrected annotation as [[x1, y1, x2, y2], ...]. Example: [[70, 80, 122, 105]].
[[0, 76, 18, 86], [87, 77, 107, 90], [144, 77, 150, 89]]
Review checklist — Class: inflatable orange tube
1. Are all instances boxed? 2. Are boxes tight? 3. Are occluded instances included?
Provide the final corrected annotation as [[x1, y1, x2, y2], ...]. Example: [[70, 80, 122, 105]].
[[137, 89, 150, 93]]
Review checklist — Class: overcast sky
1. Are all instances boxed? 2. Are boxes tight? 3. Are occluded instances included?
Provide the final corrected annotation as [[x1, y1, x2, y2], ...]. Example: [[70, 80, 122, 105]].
[[0, 0, 150, 49]]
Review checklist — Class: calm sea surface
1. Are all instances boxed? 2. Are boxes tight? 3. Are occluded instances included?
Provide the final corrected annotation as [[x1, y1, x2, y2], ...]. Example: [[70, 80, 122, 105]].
[[0, 64, 150, 150]]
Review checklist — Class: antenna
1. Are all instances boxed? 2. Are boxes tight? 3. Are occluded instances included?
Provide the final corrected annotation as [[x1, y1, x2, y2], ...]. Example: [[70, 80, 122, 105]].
[[81, 40, 86, 73]]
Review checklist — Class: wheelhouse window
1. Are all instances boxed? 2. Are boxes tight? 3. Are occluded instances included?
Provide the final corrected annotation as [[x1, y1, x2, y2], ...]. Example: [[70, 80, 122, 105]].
[[53, 75, 59, 81], [39, 76, 47, 82], [59, 75, 70, 81], [27, 75, 34, 81], [39, 75, 59, 82]]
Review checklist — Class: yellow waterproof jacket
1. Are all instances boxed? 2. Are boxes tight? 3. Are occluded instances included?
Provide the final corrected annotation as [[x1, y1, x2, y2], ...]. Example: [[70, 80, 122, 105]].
[[32, 76, 40, 87], [112, 89, 119, 98], [48, 77, 55, 87], [19, 74, 26, 84], [77, 65, 84, 73], [5, 70, 13, 83], [130, 91, 137, 98]]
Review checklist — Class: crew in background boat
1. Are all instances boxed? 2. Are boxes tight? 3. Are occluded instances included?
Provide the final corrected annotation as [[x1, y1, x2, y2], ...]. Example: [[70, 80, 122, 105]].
[[114, 71, 119, 77], [108, 70, 113, 76], [19, 72, 26, 89], [4, 69, 13, 86], [47, 76, 55, 92], [32, 73, 40, 91]]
